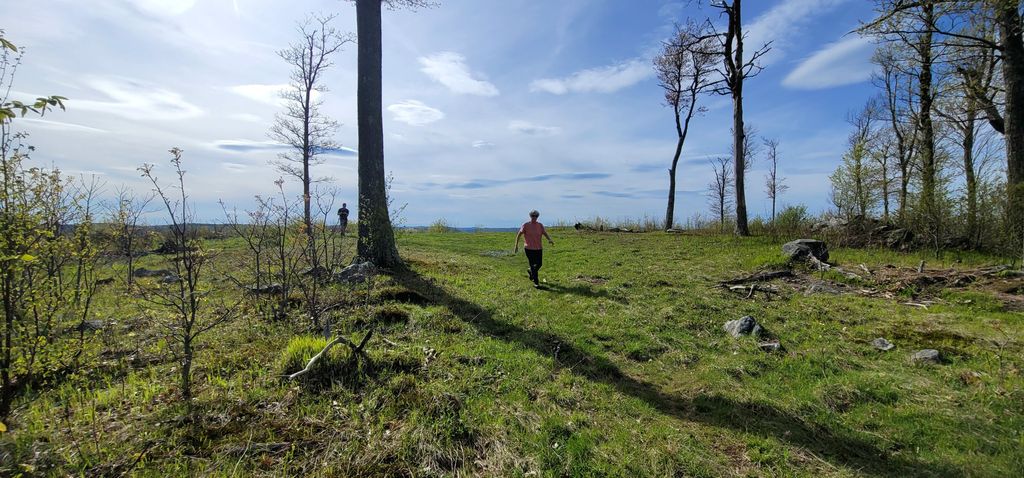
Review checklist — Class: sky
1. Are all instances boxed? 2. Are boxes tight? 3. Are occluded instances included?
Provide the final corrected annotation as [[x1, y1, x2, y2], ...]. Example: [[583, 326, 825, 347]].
[[4, 0, 881, 227]]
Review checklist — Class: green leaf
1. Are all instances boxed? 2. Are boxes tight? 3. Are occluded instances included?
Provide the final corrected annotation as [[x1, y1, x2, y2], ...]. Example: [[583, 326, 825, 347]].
[[0, 38, 16, 52], [18, 254, 36, 262]]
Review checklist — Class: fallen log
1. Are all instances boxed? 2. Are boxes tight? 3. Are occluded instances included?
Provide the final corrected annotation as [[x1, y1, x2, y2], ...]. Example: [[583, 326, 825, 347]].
[[288, 330, 373, 380]]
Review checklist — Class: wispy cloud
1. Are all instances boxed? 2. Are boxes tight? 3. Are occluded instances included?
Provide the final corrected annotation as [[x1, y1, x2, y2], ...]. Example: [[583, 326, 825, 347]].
[[20, 118, 108, 134], [387, 100, 445, 126], [746, 0, 850, 65], [212, 139, 357, 156], [508, 120, 561, 136], [783, 36, 875, 90], [530, 58, 652, 94], [418, 52, 499, 96], [70, 76, 203, 121], [226, 84, 303, 106], [429, 172, 611, 190], [472, 140, 495, 149]]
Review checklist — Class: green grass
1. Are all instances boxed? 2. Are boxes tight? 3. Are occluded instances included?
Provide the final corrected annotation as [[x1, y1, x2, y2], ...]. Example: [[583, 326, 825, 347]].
[[2, 230, 1023, 476]]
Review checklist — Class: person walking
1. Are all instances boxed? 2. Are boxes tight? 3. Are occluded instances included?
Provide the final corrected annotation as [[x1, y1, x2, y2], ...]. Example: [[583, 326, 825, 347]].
[[337, 203, 349, 235], [513, 210, 554, 286]]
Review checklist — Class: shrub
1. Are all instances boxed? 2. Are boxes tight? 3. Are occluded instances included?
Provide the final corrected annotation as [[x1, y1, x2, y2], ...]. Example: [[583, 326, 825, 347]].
[[775, 204, 810, 236], [428, 218, 455, 233]]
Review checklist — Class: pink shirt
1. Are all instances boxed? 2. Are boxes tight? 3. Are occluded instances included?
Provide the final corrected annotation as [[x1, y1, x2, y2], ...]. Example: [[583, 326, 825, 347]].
[[520, 221, 546, 250]]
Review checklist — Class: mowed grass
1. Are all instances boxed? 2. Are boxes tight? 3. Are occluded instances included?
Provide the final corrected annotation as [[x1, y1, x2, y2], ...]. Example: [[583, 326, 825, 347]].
[[3, 230, 1023, 477]]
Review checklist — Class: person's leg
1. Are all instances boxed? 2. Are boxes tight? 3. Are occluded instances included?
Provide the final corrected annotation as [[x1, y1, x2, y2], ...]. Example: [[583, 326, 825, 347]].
[[526, 249, 541, 284]]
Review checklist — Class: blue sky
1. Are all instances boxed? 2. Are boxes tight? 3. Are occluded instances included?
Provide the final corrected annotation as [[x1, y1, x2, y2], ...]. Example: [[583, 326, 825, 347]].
[[6, 0, 879, 227]]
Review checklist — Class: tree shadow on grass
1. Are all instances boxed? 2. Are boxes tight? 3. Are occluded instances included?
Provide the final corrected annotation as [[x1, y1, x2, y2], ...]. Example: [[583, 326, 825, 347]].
[[395, 269, 959, 477], [536, 282, 628, 304]]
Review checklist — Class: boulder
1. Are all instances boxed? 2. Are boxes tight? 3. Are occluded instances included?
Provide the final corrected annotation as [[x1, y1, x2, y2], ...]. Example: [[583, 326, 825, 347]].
[[723, 316, 766, 338], [871, 337, 895, 351], [334, 261, 378, 284], [133, 267, 173, 278], [782, 239, 829, 262], [301, 266, 332, 281], [911, 349, 942, 364], [76, 320, 105, 332], [247, 283, 284, 295], [811, 217, 847, 232]]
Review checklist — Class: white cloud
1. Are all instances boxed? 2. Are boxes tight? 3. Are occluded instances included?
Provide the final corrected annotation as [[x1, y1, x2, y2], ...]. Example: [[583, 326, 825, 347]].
[[227, 84, 289, 106], [783, 36, 876, 90], [70, 76, 203, 121], [508, 120, 561, 136], [228, 113, 263, 123], [530, 58, 652, 95], [387, 100, 445, 126], [129, 0, 199, 16], [472, 140, 495, 149], [746, 0, 850, 64], [19, 118, 108, 134], [419, 52, 499, 96]]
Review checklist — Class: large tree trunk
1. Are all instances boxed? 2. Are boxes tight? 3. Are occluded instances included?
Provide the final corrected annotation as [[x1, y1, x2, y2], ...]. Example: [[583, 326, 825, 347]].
[[998, 2, 1024, 250], [355, 0, 401, 267], [731, 0, 749, 237], [665, 101, 689, 230], [918, 4, 937, 236]]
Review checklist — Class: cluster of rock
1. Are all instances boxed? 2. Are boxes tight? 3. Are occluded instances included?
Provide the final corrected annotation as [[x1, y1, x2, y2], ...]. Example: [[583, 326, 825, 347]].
[[245, 262, 379, 296], [132, 267, 179, 283], [810, 216, 915, 251]]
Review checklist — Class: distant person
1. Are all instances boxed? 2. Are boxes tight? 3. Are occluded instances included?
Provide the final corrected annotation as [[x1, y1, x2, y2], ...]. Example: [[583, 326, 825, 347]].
[[337, 203, 349, 235], [513, 209, 554, 287]]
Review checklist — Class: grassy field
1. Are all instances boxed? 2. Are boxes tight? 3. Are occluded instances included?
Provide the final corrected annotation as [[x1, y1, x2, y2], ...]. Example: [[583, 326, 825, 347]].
[[3, 230, 1023, 477]]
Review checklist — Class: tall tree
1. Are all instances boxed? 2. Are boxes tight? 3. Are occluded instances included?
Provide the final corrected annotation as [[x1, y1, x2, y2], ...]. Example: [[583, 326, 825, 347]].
[[708, 156, 733, 232], [352, 0, 431, 267], [654, 21, 718, 230], [873, 45, 919, 222], [763, 138, 787, 223], [710, 0, 771, 236], [270, 14, 351, 257]]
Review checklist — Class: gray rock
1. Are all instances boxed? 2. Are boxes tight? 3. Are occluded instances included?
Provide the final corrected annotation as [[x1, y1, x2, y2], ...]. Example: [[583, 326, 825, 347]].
[[782, 239, 830, 262], [76, 320, 105, 332], [159, 274, 180, 284], [723, 316, 765, 338], [811, 217, 847, 232], [133, 267, 173, 278], [334, 261, 378, 284], [872, 337, 894, 351], [247, 283, 284, 295], [301, 266, 331, 280], [911, 349, 942, 363]]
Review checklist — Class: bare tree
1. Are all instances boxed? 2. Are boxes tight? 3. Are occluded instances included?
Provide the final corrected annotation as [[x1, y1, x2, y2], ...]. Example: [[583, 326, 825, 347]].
[[270, 14, 352, 260], [873, 45, 921, 223], [108, 186, 152, 286], [138, 149, 232, 405], [762, 138, 788, 223], [654, 21, 719, 230], [708, 156, 733, 232], [709, 0, 771, 236], [351, 0, 434, 267]]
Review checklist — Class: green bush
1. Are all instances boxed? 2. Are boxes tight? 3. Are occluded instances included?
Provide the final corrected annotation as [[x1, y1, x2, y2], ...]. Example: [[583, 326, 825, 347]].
[[775, 204, 810, 236], [428, 218, 455, 233]]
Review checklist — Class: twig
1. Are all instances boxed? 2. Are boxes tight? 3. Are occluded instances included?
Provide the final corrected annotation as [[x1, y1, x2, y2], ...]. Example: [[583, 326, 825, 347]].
[[917, 260, 925, 274], [901, 302, 929, 309], [745, 284, 757, 299], [859, 264, 871, 275], [721, 270, 792, 285]]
